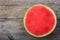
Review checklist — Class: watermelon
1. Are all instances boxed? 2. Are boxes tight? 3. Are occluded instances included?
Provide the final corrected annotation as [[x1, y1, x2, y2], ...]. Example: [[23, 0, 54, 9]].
[[23, 4, 57, 37]]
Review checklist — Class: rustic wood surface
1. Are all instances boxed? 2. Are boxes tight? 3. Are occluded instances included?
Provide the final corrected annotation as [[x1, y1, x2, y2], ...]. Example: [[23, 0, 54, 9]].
[[0, 0, 60, 40]]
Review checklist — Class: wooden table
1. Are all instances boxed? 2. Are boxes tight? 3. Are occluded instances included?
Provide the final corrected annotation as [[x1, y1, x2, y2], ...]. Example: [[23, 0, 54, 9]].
[[0, 0, 60, 40]]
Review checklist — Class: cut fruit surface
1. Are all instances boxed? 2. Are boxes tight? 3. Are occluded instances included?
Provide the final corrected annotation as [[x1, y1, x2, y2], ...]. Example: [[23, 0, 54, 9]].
[[24, 4, 57, 37]]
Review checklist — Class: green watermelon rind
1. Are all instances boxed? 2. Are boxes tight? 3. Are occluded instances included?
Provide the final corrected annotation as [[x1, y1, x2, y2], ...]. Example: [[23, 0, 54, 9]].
[[23, 4, 57, 37]]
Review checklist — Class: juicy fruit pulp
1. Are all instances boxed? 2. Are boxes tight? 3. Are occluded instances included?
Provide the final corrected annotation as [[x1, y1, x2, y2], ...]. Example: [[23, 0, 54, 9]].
[[24, 4, 57, 37]]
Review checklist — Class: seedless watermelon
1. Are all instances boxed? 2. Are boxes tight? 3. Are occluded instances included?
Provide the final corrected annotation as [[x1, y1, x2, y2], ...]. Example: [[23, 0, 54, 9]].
[[23, 4, 57, 37]]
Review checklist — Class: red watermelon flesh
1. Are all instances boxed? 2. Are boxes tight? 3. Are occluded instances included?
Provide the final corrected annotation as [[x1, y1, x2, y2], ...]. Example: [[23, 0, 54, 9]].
[[24, 5, 57, 37]]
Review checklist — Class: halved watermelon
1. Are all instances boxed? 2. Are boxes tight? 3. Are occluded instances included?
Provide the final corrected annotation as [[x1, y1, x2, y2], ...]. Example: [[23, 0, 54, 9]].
[[23, 4, 57, 37]]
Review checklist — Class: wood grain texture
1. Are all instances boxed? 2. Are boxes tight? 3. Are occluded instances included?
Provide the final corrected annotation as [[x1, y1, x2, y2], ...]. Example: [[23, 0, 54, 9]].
[[0, 0, 59, 40]]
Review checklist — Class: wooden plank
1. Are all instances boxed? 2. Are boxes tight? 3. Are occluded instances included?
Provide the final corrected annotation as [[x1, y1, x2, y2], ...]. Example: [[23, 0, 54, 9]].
[[0, 18, 59, 40], [0, 5, 59, 19]]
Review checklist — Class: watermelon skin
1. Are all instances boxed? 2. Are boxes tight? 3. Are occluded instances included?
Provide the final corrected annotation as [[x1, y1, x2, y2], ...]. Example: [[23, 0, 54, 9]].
[[23, 4, 57, 37]]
